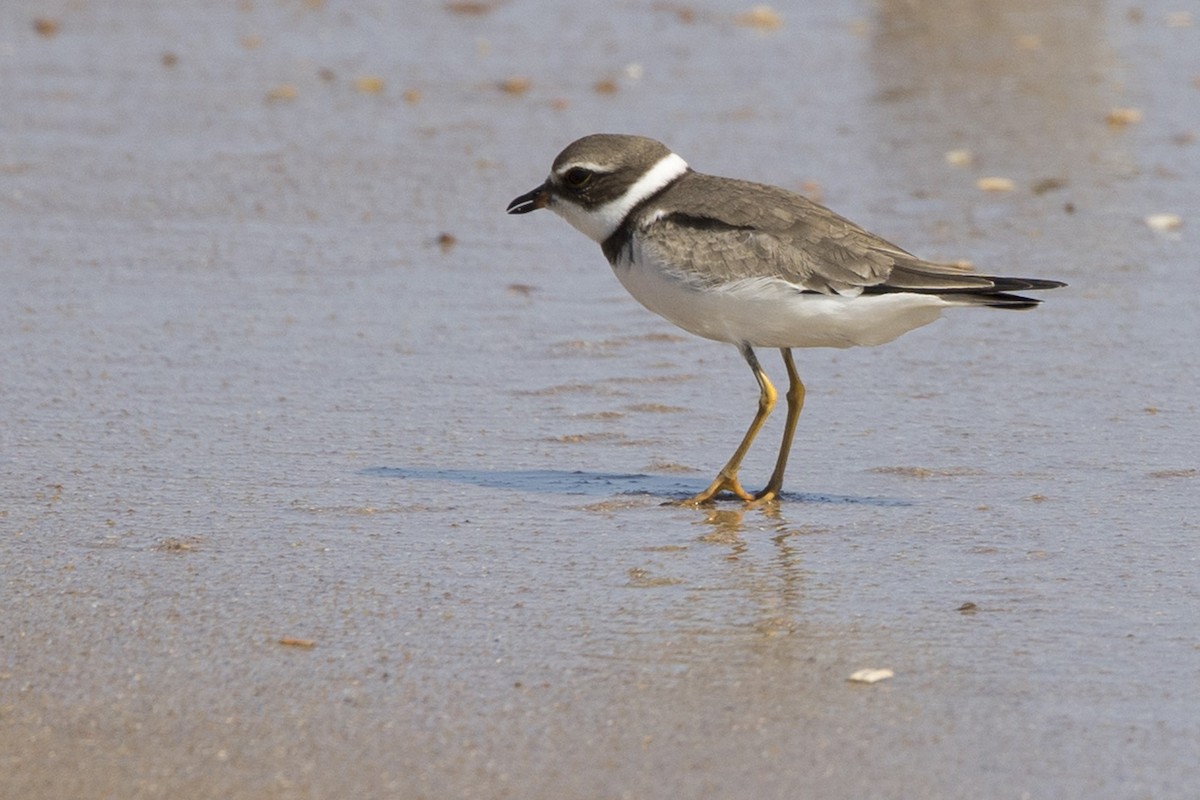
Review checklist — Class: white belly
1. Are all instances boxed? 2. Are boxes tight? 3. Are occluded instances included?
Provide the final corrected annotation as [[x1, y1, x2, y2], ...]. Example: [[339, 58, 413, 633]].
[[611, 247, 949, 349]]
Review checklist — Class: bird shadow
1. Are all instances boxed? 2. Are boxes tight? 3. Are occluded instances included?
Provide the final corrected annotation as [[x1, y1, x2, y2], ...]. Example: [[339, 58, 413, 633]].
[[361, 466, 911, 507]]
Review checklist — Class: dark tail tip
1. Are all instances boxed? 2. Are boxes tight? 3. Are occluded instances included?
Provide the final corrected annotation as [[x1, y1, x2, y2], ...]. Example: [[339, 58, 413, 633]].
[[984, 294, 1043, 310]]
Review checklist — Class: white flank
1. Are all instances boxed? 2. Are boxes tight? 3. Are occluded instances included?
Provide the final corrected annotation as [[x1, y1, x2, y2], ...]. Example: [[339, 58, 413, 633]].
[[614, 247, 951, 349], [551, 152, 689, 243]]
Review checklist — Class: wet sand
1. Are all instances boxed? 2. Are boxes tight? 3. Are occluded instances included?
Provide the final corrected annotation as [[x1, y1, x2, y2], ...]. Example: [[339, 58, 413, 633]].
[[2, 1, 1199, 797]]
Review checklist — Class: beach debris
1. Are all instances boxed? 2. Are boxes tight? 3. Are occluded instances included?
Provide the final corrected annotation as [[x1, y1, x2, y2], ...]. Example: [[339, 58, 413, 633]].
[[354, 75, 385, 94], [945, 148, 973, 167], [34, 17, 60, 37], [1145, 213, 1182, 232], [1106, 107, 1143, 128], [266, 84, 298, 103], [1031, 177, 1068, 195], [278, 637, 316, 649], [848, 668, 894, 684], [445, 1, 500, 15], [736, 5, 782, 31], [499, 76, 531, 95], [976, 176, 1016, 192]]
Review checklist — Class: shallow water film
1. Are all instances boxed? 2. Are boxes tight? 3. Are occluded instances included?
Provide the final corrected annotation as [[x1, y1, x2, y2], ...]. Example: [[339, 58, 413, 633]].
[[3, 1, 1199, 797]]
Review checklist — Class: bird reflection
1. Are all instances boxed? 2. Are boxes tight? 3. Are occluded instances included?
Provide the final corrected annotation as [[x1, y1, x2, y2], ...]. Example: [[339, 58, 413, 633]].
[[693, 504, 811, 638], [696, 507, 750, 553]]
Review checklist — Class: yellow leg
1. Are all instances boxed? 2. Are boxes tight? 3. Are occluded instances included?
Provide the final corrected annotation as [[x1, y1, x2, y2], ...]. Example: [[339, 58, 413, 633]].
[[754, 348, 805, 503], [681, 344, 776, 505]]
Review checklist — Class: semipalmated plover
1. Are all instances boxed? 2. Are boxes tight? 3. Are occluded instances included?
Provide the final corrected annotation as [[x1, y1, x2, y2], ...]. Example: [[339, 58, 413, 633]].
[[507, 134, 1065, 505]]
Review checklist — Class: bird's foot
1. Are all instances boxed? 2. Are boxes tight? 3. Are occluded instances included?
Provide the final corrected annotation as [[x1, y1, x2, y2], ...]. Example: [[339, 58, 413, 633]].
[[747, 487, 782, 506], [673, 472, 756, 506], [747, 476, 785, 505]]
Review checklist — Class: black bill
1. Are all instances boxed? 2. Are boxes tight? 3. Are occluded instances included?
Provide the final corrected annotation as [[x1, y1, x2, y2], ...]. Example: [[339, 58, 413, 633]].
[[506, 184, 550, 214]]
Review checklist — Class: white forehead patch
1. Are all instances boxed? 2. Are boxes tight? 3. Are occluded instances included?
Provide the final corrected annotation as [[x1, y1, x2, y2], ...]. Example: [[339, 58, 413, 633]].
[[553, 160, 609, 176], [551, 152, 688, 243]]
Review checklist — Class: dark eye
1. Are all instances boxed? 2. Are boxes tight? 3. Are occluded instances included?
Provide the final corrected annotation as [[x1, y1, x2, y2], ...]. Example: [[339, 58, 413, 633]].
[[563, 167, 592, 189]]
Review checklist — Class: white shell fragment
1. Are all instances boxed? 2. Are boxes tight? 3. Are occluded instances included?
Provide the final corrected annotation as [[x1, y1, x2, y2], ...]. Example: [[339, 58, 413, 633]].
[[848, 668, 895, 684], [944, 148, 973, 167], [976, 176, 1015, 192], [1145, 213, 1182, 232]]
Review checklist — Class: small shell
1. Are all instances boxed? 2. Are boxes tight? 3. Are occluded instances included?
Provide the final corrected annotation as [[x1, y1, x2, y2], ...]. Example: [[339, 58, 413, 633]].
[[848, 668, 894, 684], [1106, 107, 1143, 128], [354, 75, 385, 94], [976, 177, 1016, 192], [945, 149, 973, 167], [1145, 213, 1182, 232], [736, 5, 782, 31]]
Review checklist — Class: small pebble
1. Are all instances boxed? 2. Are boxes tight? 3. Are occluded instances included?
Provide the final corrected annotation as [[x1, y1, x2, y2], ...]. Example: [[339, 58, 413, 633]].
[[34, 17, 60, 37], [499, 76, 531, 95], [1106, 107, 1143, 128]]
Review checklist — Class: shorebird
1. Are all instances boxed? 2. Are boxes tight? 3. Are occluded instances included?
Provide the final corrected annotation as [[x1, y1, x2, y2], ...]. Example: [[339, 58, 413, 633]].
[[508, 134, 1065, 504]]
